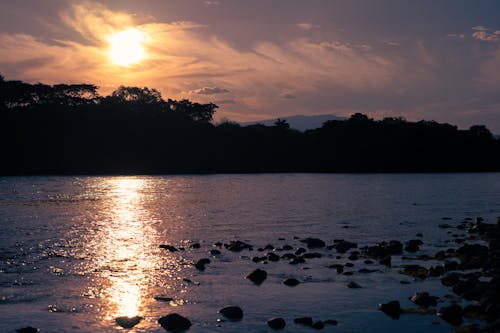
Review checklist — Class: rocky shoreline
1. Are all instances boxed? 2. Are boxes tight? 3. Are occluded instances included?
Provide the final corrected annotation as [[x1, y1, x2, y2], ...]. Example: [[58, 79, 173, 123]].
[[16, 216, 500, 333]]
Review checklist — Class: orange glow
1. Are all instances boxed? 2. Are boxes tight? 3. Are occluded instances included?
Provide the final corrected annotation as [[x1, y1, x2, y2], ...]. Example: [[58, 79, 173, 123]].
[[108, 28, 147, 67]]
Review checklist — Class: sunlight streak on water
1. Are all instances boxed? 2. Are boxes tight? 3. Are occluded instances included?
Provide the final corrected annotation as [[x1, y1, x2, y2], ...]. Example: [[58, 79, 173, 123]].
[[93, 177, 157, 320]]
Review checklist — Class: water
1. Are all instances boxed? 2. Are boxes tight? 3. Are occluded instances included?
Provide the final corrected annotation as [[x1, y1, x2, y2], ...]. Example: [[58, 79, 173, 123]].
[[0, 174, 499, 332]]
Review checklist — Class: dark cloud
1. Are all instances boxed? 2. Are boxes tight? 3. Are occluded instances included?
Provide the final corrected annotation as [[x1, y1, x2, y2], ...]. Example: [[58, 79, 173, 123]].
[[192, 87, 230, 94]]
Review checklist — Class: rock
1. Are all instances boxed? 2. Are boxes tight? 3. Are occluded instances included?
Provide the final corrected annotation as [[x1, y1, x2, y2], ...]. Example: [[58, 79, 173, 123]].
[[312, 321, 325, 329], [283, 278, 300, 287], [344, 262, 354, 267], [282, 245, 293, 250], [158, 313, 192, 331], [454, 324, 480, 333], [159, 244, 179, 252], [190, 243, 201, 249], [410, 292, 438, 308], [328, 264, 344, 273], [246, 268, 267, 285], [267, 317, 286, 330], [359, 268, 379, 273], [363, 240, 403, 258], [281, 253, 296, 260], [289, 257, 306, 265], [348, 253, 359, 260], [302, 252, 322, 259], [267, 252, 280, 262], [155, 296, 174, 302], [224, 240, 253, 252], [416, 233, 423, 237], [438, 304, 464, 326], [379, 256, 391, 266], [116, 316, 142, 328], [347, 281, 362, 288], [194, 258, 211, 271], [300, 238, 326, 249], [295, 247, 307, 255], [364, 259, 374, 264], [399, 265, 429, 279], [404, 239, 423, 252], [330, 240, 358, 253], [379, 300, 401, 319], [263, 244, 275, 250], [16, 328, 39, 333], [210, 249, 221, 255], [293, 317, 313, 326], [214, 241, 222, 247], [324, 319, 338, 326], [219, 306, 243, 320]]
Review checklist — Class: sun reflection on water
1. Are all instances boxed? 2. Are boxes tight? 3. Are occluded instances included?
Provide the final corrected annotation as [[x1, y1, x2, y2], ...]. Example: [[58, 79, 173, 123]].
[[92, 177, 158, 320]]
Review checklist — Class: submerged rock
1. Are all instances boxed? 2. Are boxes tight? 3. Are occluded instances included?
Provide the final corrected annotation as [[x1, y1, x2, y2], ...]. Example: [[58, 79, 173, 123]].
[[404, 239, 423, 252], [283, 278, 300, 287], [347, 281, 362, 289], [159, 244, 179, 252], [158, 313, 192, 331], [300, 238, 326, 249], [312, 321, 325, 329], [293, 317, 313, 326], [219, 306, 243, 320], [247, 268, 267, 285], [267, 317, 286, 330], [379, 300, 401, 319], [116, 316, 142, 328], [224, 240, 253, 252], [155, 296, 174, 302], [438, 304, 464, 326], [194, 258, 211, 271], [210, 249, 221, 255], [16, 328, 39, 333], [329, 240, 358, 253], [410, 292, 438, 308]]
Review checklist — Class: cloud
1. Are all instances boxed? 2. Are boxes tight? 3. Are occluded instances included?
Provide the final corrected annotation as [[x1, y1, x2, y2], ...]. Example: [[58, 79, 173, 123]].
[[383, 40, 400, 47], [446, 34, 465, 39], [281, 93, 296, 99], [204, 1, 220, 6], [296, 22, 319, 31], [215, 99, 236, 104], [472, 28, 500, 42], [191, 86, 230, 94]]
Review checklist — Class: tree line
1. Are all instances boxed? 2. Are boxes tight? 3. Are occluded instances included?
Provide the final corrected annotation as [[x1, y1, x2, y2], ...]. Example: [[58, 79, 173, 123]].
[[1, 76, 499, 174]]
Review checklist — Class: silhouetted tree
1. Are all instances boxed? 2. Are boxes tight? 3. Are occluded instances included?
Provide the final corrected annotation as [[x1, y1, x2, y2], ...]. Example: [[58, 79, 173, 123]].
[[167, 99, 217, 123], [274, 118, 290, 129]]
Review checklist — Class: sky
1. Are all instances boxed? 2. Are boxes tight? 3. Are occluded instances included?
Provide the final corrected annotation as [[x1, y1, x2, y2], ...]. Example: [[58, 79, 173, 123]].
[[0, 0, 499, 131]]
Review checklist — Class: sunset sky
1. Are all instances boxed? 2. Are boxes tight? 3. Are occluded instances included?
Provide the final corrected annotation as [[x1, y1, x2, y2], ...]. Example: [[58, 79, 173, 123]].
[[1, 1, 499, 131]]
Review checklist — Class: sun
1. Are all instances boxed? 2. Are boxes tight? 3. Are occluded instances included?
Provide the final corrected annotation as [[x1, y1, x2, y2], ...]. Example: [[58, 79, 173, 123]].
[[108, 28, 147, 67]]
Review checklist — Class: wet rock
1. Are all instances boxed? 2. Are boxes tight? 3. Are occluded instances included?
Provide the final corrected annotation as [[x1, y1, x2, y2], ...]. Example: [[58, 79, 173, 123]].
[[438, 304, 464, 326], [399, 265, 429, 279], [312, 321, 325, 329], [328, 264, 344, 273], [454, 324, 480, 333], [348, 252, 359, 260], [404, 239, 423, 252], [246, 268, 267, 285], [379, 256, 391, 266], [439, 224, 453, 229], [155, 296, 174, 302], [295, 247, 307, 255], [364, 259, 374, 264], [252, 256, 264, 263], [116, 316, 142, 328], [283, 278, 300, 287], [347, 281, 362, 288], [159, 244, 179, 252], [282, 245, 293, 250], [293, 317, 313, 326], [329, 240, 358, 253], [210, 249, 221, 255], [214, 241, 222, 247], [379, 300, 401, 319], [267, 317, 286, 330], [344, 262, 354, 267], [267, 253, 280, 262], [289, 257, 306, 265], [416, 233, 423, 237], [219, 306, 243, 320], [363, 240, 403, 258], [452, 278, 479, 296], [158, 313, 192, 331], [302, 252, 322, 259], [224, 240, 253, 252], [194, 258, 211, 271], [16, 328, 39, 333], [410, 292, 438, 308], [190, 243, 201, 249], [324, 319, 338, 326], [264, 244, 275, 250], [300, 238, 326, 249], [281, 253, 296, 260], [359, 268, 380, 273]]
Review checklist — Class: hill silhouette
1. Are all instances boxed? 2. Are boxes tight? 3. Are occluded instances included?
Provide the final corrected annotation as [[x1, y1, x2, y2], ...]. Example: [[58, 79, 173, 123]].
[[1, 76, 499, 174]]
